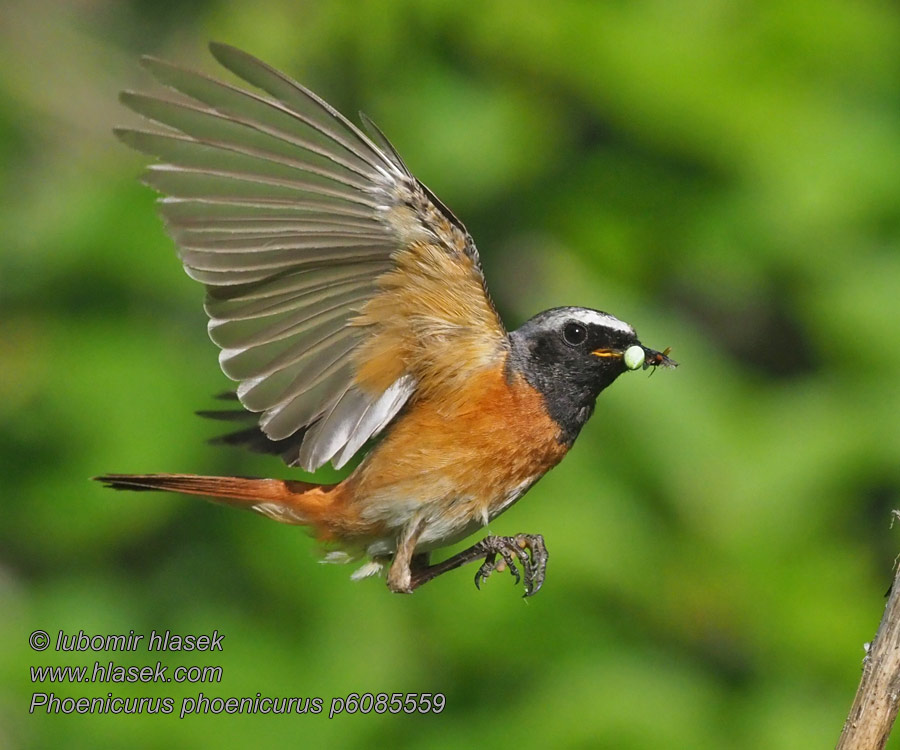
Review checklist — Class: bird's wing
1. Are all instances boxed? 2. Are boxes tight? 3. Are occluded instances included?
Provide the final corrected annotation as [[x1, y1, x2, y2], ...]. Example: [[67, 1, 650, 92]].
[[117, 43, 507, 471]]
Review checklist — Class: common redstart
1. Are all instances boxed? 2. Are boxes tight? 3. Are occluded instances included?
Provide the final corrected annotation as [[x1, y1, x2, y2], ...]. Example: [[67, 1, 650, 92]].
[[96, 43, 676, 596]]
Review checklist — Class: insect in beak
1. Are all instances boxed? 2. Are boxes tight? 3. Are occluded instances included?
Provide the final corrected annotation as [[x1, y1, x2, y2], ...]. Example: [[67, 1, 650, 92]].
[[640, 346, 678, 371]]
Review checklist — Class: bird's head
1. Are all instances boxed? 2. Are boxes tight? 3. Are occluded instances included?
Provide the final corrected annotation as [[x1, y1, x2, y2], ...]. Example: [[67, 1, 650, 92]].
[[508, 306, 676, 443]]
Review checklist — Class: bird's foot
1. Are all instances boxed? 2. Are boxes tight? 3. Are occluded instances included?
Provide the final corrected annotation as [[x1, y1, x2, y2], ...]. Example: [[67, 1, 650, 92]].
[[405, 532, 549, 596], [474, 534, 548, 597]]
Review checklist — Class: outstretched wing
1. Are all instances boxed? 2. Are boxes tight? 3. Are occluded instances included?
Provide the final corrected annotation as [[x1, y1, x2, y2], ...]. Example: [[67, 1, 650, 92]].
[[117, 43, 507, 471]]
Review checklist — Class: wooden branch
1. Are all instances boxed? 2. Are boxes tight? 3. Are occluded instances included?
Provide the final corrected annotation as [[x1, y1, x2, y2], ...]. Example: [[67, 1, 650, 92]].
[[836, 511, 900, 750]]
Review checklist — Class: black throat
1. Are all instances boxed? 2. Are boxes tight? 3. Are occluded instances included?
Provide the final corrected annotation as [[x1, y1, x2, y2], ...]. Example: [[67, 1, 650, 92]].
[[507, 336, 603, 446]]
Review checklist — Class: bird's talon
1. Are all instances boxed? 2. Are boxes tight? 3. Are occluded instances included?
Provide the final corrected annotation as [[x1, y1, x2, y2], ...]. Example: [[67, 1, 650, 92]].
[[498, 547, 521, 584], [514, 533, 549, 597], [474, 552, 499, 589], [470, 534, 548, 595]]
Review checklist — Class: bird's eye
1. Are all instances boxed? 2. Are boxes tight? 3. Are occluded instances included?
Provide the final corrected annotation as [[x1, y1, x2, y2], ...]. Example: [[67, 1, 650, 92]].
[[563, 322, 587, 346]]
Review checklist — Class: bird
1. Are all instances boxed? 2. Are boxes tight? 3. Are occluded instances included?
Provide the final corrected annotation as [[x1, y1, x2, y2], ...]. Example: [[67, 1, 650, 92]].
[[96, 42, 677, 597]]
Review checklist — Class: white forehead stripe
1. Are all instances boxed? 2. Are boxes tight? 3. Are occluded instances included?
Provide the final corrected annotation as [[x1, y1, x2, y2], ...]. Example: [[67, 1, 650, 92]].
[[568, 309, 634, 335], [535, 307, 636, 336]]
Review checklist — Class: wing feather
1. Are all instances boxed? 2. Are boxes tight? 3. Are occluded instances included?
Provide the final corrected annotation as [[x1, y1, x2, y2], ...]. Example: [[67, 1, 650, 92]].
[[119, 43, 506, 470]]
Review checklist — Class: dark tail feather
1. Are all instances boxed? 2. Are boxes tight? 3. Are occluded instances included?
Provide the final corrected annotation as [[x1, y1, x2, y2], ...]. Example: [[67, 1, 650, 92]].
[[195, 409, 251, 422], [93, 473, 337, 527], [195, 404, 309, 464]]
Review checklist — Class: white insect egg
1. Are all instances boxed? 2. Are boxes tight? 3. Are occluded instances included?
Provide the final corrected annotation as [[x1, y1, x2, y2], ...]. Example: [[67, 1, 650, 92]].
[[623, 345, 645, 371]]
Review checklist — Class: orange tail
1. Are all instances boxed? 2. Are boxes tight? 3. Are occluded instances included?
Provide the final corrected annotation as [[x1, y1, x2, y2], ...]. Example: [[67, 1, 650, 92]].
[[94, 473, 340, 531]]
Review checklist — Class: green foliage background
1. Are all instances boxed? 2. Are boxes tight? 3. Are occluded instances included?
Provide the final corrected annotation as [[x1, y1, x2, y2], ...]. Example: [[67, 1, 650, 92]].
[[3, 1, 900, 747]]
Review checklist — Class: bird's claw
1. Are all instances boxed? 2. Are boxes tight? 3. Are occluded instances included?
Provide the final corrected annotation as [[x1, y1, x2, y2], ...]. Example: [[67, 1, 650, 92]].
[[473, 534, 548, 597], [475, 548, 521, 589]]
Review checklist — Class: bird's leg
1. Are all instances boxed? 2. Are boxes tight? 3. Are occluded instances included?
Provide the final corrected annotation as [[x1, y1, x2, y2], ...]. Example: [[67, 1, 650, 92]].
[[386, 517, 428, 593], [407, 534, 549, 597]]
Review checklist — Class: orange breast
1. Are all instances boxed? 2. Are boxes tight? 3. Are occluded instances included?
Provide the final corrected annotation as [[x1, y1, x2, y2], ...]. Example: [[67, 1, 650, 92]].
[[332, 360, 569, 543]]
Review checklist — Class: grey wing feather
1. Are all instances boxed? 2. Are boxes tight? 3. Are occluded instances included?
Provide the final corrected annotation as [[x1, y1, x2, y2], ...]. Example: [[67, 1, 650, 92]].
[[118, 43, 425, 470]]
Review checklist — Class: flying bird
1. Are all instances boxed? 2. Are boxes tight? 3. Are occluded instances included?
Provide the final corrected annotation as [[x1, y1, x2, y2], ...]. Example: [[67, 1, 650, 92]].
[[97, 43, 676, 596]]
